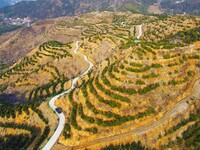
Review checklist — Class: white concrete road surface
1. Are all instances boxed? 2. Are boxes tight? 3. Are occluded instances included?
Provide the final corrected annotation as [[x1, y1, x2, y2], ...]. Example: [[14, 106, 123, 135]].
[[137, 24, 143, 39], [42, 41, 93, 150]]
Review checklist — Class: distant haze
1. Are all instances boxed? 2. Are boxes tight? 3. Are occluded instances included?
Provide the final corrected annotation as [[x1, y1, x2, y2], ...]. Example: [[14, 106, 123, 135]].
[[0, 0, 35, 7]]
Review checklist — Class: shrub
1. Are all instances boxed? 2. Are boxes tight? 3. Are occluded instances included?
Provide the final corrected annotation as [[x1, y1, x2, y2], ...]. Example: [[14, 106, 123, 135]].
[[136, 79, 145, 85]]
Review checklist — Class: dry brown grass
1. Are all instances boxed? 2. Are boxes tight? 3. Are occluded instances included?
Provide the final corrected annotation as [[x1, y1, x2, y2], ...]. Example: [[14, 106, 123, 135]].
[[0, 11, 199, 149]]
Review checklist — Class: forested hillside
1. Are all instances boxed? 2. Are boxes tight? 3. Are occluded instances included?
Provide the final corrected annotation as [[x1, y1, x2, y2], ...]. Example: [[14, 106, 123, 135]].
[[0, 0, 74, 19], [0, 0, 10, 8], [2, 0, 199, 20], [0, 0, 158, 19], [161, 0, 200, 16]]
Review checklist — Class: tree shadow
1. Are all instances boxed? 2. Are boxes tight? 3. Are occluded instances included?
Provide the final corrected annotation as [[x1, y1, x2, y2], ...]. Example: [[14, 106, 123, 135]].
[[0, 92, 26, 104]]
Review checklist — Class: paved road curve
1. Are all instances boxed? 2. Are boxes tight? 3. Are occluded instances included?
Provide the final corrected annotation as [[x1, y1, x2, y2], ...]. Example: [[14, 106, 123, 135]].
[[42, 41, 93, 150], [43, 25, 142, 149]]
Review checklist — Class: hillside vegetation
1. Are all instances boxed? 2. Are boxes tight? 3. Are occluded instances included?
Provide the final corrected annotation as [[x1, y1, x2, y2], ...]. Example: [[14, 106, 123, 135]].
[[0, 12, 199, 149], [0, 0, 199, 20]]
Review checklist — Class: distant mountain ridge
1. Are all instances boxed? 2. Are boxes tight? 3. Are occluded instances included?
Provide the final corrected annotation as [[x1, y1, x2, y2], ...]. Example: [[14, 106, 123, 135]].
[[0, 0, 10, 8], [0, 0, 35, 7], [0, 0, 74, 19], [0, 0, 199, 20], [160, 0, 200, 16], [0, 0, 157, 19]]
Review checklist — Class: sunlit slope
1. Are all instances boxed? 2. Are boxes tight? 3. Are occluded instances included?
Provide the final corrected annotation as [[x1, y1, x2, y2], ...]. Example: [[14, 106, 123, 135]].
[[56, 38, 200, 148], [49, 12, 200, 149], [0, 41, 88, 103], [0, 12, 199, 150]]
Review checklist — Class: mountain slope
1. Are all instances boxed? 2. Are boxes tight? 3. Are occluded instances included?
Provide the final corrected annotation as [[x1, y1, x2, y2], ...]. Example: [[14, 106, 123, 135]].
[[160, 0, 200, 16], [0, 0, 35, 8], [2, 0, 35, 5], [0, 0, 158, 19], [0, 0, 10, 8], [0, 0, 199, 20], [0, 0, 74, 19], [0, 11, 199, 149]]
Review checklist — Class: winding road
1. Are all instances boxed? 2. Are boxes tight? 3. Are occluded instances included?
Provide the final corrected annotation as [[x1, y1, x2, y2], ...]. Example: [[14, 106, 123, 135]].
[[42, 41, 93, 150], [43, 24, 143, 150], [42, 24, 200, 150]]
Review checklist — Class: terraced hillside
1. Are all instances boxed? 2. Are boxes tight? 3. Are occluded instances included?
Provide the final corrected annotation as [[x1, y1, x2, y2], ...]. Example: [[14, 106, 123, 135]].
[[0, 40, 89, 103], [0, 12, 199, 149], [142, 15, 199, 42], [0, 38, 88, 148], [52, 12, 199, 149], [56, 35, 200, 149]]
